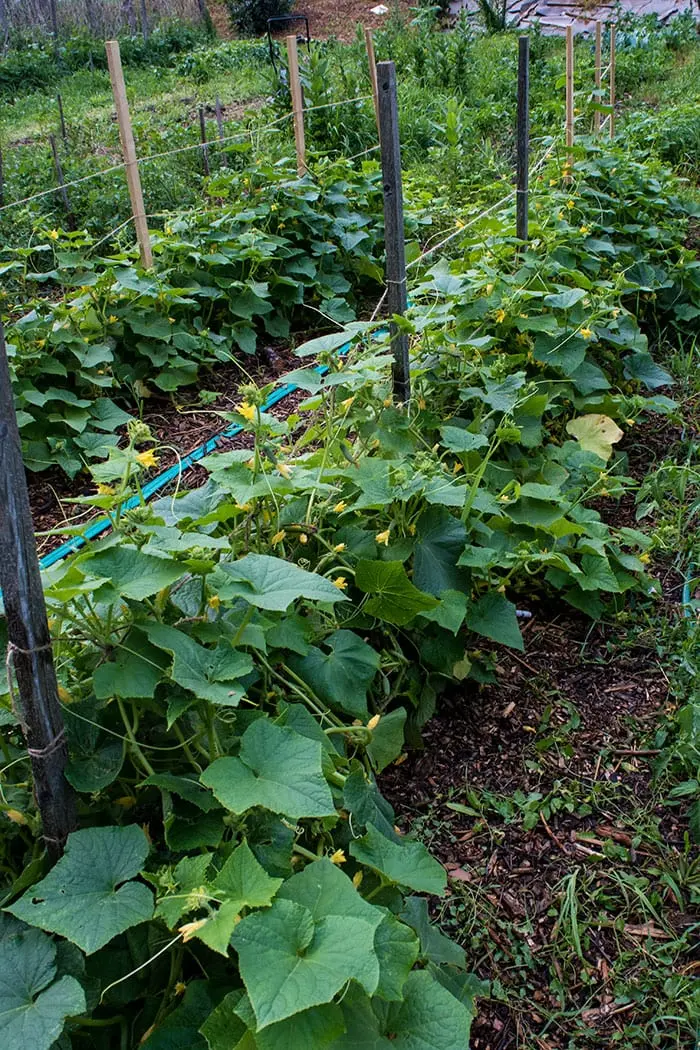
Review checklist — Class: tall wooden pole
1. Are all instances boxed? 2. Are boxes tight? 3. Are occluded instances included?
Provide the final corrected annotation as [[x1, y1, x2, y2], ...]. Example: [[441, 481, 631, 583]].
[[0, 326, 77, 860], [609, 25, 616, 140], [516, 35, 529, 243], [365, 27, 380, 137], [198, 106, 210, 177], [565, 25, 574, 176], [377, 61, 409, 404], [286, 35, 306, 177], [593, 21, 602, 133], [105, 40, 153, 268]]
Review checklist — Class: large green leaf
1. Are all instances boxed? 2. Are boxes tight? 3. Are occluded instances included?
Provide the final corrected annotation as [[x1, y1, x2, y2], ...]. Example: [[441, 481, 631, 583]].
[[366, 709, 407, 773], [543, 287, 587, 310], [439, 426, 488, 453], [293, 324, 369, 358], [466, 592, 524, 651], [355, 561, 438, 626], [623, 351, 673, 390], [194, 842, 283, 956], [226, 992, 346, 1050], [218, 554, 348, 611], [374, 914, 419, 1001], [412, 508, 468, 597], [201, 718, 335, 820], [343, 765, 397, 840], [234, 861, 383, 1029], [8, 826, 153, 954], [93, 629, 169, 700], [288, 630, 380, 719], [233, 899, 377, 1030], [79, 547, 184, 600], [349, 824, 446, 895], [0, 927, 86, 1050], [142, 622, 253, 706], [387, 969, 475, 1049], [399, 897, 466, 968]]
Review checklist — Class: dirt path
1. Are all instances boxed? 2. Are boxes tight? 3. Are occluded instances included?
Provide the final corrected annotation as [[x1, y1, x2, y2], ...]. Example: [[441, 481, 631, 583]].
[[382, 597, 697, 1048], [207, 0, 415, 44]]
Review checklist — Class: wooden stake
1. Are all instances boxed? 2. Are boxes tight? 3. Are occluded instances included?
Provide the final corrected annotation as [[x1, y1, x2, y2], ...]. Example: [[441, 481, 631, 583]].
[[516, 35, 529, 243], [377, 61, 409, 403], [593, 21, 602, 133], [609, 25, 616, 140], [565, 25, 574, 174], [365, 27, 380, 136], [0, 326, 77, 860], [286, 34, 306, 177], [199, 106, 210, 177], [49, 134, 72, 222], [215, 96, 227, 167], [105, 40, 153, 268], [57, 92, 67, 141]]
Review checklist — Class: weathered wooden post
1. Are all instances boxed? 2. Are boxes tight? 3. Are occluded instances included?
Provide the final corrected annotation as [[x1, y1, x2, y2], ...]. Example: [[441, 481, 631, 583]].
[[0, 326, 77, 860], [609, 25, 616, 140], [565, 25, 574, 175], [286, 34, 307, 177], [377, 60, 410, 403], [593, 20, 602, 133], [105, 40, 153, 268], [199, 106, 210, 177], [365, 27, 380, 137], [516, 35, 529, 243]]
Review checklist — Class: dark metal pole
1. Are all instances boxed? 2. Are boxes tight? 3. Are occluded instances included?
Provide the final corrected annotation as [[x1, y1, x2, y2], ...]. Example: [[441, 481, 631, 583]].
[[57, 92, 67, 141], [0, 327, 77, 860], [377, 60, 409, 404], [516, 35, 529, 243]]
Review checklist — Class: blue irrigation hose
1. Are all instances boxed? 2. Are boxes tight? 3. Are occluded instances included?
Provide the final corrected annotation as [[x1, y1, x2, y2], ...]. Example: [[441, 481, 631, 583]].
[[38, 363, 339, 571]]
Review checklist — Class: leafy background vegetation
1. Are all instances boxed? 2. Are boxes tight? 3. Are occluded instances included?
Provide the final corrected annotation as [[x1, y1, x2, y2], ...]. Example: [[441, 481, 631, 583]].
[[0, 7, 698, 1049]]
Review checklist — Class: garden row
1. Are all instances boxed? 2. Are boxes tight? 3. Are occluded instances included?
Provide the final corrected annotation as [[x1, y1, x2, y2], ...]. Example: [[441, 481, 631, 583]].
[[1, 130, 698, 1046]]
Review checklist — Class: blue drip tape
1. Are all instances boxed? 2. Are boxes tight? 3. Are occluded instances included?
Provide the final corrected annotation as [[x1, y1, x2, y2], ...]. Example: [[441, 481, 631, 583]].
[[37, 363, 335, 571]]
